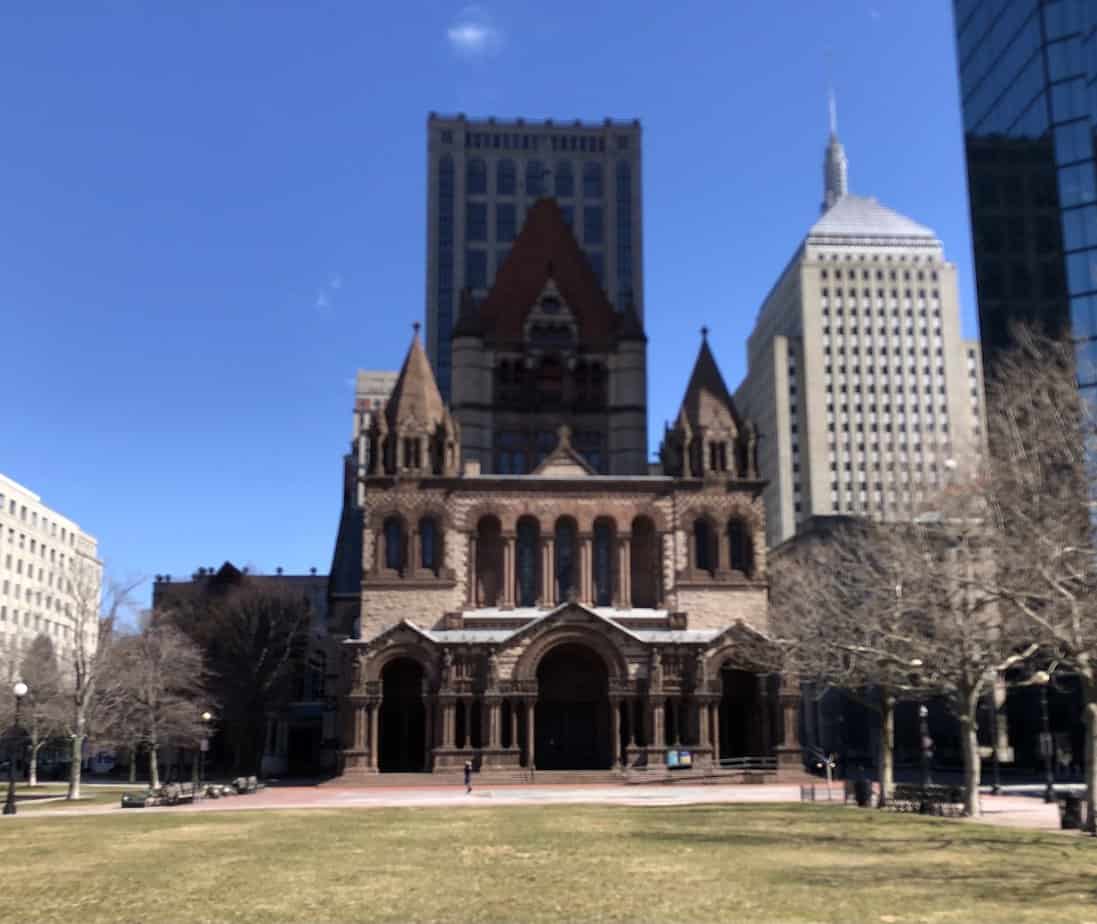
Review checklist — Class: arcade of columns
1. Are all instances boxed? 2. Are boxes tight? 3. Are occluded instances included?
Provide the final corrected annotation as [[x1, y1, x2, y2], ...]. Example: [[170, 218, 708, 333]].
[[341, 645, 802, 774]]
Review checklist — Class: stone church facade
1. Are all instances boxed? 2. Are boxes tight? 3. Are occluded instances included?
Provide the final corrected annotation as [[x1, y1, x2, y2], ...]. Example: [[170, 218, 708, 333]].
[[328, 199, 802, 778]]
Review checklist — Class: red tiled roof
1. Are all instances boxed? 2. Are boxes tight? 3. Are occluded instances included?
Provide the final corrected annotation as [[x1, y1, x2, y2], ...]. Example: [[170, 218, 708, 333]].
[[478, 198, 617, 344]]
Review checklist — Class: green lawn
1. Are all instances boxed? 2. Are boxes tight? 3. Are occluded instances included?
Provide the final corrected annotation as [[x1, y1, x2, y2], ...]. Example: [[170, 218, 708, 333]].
[[9, 783, 133, 811], [0, 804, 1093, 923]]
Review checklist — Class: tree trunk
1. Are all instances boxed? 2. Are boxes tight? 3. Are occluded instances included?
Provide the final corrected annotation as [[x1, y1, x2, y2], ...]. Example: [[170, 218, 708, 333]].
[[877, 691, 895, 808], [28, 738, 39, 788], [149, 744, 160, 789], [66, 734, 83, 800], [959, 694, 981, 818], [1083, 684, 1097, 834], [128, 747, 137, 784]]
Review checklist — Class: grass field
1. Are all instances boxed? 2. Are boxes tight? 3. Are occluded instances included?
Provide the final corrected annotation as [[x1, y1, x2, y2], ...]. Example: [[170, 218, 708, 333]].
[[1, 803, 1094, 923], [8, 782, 134, 811]]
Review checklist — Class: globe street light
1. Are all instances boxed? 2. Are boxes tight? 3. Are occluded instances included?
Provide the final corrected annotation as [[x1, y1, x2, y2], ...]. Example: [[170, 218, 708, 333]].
[[199, 711, 212, 796], [1031, 670, 1055, 804], [3, 681, 29, 816]]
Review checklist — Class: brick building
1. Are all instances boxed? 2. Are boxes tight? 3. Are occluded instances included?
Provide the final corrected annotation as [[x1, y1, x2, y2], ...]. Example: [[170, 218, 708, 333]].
[[328, 199, 801, 778]]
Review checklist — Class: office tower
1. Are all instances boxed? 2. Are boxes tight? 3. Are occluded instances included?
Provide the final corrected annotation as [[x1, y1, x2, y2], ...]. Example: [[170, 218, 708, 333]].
[[425, 114, 644, 400], [0, 473, 100, 658], [953, 0, 1097, 389], [736, 115, 985, 548]]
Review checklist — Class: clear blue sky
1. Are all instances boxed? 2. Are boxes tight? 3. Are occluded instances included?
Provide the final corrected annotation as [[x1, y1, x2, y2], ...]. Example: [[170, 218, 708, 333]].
[[0, 1, 975, 605]]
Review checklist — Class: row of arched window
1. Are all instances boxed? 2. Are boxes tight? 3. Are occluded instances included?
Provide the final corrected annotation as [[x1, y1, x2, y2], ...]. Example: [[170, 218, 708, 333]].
[[494, 356, 606, 410], [465, 158, 620, 199], [376, 512, 757, 594], [474, 514, 659, 609], [382, 516, 443, 575], [691, 517, 756, 578]]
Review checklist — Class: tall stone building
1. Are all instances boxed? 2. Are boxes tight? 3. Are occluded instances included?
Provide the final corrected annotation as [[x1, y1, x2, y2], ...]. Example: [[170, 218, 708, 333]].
[[424, 114, 644, 401], [328, 202, 801, 778], [0, 473, 100, 660], [735, 112, 986, 548]]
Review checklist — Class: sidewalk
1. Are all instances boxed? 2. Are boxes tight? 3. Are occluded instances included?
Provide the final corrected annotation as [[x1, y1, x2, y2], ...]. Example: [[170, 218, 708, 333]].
[[4, 780, 1091, 838]]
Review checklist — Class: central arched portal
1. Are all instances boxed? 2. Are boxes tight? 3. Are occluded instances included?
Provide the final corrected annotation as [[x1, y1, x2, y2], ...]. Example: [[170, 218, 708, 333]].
[[535, 643, 611, 770], [379, 658, 427, 772]]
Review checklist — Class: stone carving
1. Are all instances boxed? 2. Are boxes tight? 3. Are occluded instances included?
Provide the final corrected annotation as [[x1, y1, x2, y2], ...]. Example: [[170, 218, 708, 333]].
[[649, 647, 663, 689]]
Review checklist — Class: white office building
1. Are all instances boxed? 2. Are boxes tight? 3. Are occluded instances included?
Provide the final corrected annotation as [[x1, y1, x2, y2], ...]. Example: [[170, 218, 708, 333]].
[[424, 113, 644, 399], [735, 116, 986, 548], [0, 473, 100, 660]]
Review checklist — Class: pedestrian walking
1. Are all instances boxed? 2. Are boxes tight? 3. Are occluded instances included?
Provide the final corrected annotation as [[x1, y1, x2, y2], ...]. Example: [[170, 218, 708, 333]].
[[464, 760, 472, 794]]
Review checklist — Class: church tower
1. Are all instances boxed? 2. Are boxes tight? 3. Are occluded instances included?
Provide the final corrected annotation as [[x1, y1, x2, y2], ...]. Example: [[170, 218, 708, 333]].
[[450, 198, 648, 475]]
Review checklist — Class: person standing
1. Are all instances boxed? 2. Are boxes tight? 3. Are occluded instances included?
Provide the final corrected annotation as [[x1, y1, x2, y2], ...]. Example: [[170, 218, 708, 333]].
[[464, 760, 472, 794]]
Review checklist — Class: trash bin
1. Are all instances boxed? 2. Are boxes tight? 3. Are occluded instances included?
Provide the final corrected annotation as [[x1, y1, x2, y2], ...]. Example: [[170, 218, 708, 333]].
[[853, 779, 872, 808], [1060, 794, 1083, 830]]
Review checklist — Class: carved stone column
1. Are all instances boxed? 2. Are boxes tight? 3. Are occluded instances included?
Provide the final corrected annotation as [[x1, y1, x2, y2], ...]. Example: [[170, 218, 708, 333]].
[[542, 537, 556, 607], [440, 696, 456, 749], [757, 674, 772, 756], [410, 529, 421, 576], [502, 534, 516, 609], [651, 697, 665, 749], [467, 534, 478, 606], [710, 703, 721, 764], [509, 700, 519, 750], [616, 535, 632, 608], [525, 699, 536, 769], [423, 698, 434, 770], [776, 672, 803, 776], [580, 534, 593, 604], [368, 701, 381, 770], [488, 697, 502, 749], [610, 697, 622, 767]]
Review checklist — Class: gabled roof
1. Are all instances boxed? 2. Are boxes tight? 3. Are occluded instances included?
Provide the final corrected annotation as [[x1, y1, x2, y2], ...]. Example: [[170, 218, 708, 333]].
[[808, 194, 938, 243], [385, 326, 447, 430], [477, 198, 617, 343], [531, 425, 596, 478], [677, 335, 743, 433]]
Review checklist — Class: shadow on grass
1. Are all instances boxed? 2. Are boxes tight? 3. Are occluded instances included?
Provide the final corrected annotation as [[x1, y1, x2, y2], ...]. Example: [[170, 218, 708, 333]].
[[791, 864, 1097, 905]]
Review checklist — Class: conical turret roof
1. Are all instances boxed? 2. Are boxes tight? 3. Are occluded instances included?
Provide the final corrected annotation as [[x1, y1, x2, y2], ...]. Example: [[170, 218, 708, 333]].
[[677, 332, 742, 433], [385, 325, 447, 430]]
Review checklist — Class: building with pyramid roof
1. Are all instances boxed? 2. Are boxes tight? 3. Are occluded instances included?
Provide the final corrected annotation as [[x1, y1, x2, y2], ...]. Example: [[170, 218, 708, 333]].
[[327, 196, 802, 781], [735, 111, 987, 548]]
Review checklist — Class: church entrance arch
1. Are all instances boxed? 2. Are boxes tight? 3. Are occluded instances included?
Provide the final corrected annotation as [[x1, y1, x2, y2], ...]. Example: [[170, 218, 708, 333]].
[[535, 643, 611, 770], [718, 666, 763, 760], [379, 658, 427, 772]]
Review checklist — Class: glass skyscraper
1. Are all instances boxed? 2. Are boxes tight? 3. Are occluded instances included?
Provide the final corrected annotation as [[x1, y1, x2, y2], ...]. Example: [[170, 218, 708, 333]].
[[953, 0, 1097, 390]]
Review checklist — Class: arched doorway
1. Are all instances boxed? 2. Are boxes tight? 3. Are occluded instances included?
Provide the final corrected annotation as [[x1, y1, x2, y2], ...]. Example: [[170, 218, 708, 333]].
[[718, 666, 763, 761], [379, 658, 427, 772], [535, 643, 611, 770]]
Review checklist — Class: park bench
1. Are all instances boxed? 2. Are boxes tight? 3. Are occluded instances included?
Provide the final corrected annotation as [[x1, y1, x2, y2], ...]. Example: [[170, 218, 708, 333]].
[[120, 782, 196, 808], [885, 783, 965, 816]]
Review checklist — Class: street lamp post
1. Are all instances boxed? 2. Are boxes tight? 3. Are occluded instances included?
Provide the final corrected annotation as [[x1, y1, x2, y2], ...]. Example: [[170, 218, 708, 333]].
[[3, 682, 29, 816], [1032, 671, 1055, 804], [917, 702, 934, 812], [199, 711, 212, 797]]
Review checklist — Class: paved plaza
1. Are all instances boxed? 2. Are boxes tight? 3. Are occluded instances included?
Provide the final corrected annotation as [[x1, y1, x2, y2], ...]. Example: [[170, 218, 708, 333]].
[[4, 780, 1078, 835]]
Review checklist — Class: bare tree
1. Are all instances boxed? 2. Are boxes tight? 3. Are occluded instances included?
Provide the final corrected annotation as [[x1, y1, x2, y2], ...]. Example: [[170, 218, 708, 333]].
[[107, 614, 211, 789], [976, 327, 1097, 829], [18, 634, 65, 786], [56, 554, 140, 800], [167, 585, 308, 776], [770, 518, 924, 805], [771, 491, 1031, 817]]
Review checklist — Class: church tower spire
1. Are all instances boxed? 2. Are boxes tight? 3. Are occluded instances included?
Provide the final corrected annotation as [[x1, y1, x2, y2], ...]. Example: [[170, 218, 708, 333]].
[[822, 86, 848, 212]]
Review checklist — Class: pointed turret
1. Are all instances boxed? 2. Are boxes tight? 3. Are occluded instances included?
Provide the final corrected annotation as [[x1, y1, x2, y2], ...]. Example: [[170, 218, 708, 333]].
[[367, 324, 460, 476], [822, 87, 848, 211], [660, 329, 757, 479]]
